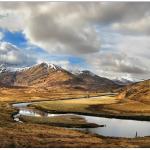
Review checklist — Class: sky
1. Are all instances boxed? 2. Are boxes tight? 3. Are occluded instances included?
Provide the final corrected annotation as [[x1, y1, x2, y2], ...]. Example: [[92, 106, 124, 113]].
[[0, 2, 150, 81]]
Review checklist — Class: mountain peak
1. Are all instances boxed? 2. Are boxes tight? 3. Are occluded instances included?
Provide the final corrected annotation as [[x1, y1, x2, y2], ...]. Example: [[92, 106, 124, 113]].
[[0, 64, 14, 73], [70, 69, 96, 77], [113, 77, 134, 85], [80, 70, 96, 77], [0, 62, 121, 91], [18, 62, 64, 73], [0, 64, 7, 73], [38, 62, 63, 71]]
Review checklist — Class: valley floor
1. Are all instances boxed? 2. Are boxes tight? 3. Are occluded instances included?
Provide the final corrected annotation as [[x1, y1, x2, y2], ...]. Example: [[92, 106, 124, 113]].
[[0, 86, 150, 148], [32, 95, 150, 121]]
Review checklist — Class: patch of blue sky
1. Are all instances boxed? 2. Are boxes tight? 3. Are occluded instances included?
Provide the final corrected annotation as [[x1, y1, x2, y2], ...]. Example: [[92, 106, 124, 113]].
[[40, 54, 88, 68], [95, 25, 122, 52], [0, 29, 89, 70], [68, 56, 90, 70], [0, 29, 48, 56], [0, 29, 27, 48]]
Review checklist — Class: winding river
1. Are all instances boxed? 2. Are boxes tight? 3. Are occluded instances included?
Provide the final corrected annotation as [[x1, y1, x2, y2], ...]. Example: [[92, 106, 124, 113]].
[[12, 101, 150, 138]]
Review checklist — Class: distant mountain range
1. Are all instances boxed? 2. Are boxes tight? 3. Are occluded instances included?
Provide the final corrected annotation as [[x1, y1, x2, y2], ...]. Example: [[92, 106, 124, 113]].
[[113, 78, 134, 85], [0, 62, 122, 92]]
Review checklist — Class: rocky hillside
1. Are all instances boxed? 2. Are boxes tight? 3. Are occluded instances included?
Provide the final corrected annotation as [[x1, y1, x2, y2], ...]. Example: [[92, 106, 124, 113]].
[[14, 63, 75, 87], [118, 79, 150, 104], [76, 70, 119, 91], [0, 63, 120, 92]]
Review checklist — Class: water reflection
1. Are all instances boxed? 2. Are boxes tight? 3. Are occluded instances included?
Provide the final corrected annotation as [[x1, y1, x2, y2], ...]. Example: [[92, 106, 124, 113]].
[[83, 116, 150, 138], [13, 102, 150, 138]]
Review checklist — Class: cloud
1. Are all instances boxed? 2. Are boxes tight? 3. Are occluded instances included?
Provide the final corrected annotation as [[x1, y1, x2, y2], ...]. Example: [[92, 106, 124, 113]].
[[22, 2, 150, 53], [88, 52, 148, 74], [0, 32, 3, 40], [85, 51, 150, 80], [0, 10, 24, 32], [25, 19, 100, 55], [0, 42, 36, 66], [0, 2, 150, 80], [117, 35, 150, 61], [1, 2, 150, 55], [0, 2, 102, 55], [112, 16, 150, 35]]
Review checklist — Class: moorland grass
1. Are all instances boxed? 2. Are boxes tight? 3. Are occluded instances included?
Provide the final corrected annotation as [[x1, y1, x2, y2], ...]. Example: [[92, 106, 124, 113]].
[[20, 115, 101, 128], [0, 87, 150, 147]]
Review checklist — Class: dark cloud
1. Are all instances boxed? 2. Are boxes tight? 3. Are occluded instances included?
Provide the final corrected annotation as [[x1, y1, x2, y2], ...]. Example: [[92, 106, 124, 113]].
[[0, 2, 150, 80], [86, 52, 149, 76], [1, 2, 150, 55]]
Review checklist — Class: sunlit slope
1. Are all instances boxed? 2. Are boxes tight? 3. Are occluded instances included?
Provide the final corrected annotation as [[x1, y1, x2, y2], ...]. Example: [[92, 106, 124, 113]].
[[0, 63, 120, 92], [118, 79, 150, 104]]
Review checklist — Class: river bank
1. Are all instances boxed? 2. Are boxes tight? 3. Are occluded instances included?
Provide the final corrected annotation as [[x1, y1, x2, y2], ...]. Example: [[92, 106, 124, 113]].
[[12, 98, 150, 138], [0, 91, 150, 147], [30, 96, 150, 121]]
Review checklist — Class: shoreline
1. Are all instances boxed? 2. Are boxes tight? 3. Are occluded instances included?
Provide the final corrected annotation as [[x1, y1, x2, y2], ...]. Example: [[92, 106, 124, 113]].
[[0, 98, 150, 147], [11, 97, 150, 122]]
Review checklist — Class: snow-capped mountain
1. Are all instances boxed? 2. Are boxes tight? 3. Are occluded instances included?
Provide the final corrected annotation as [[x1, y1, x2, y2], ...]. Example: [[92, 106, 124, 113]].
[[0, 64, 16, 73], [0, 62, 121, 92], [0, 64, 7, 73], [79, 70, 96, 77], [17, 63, 64, 72], [70, 69, 82, 76], [113, 77, 134, 85], [70, 70, 96, 77]]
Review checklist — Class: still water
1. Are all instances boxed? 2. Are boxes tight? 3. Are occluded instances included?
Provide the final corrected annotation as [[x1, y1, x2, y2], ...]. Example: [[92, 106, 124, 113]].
[[13, 102, 150, 138]]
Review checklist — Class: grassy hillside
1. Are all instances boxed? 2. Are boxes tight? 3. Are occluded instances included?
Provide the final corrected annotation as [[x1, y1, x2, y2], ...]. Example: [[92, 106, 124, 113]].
[[118, 79, 150, 104]]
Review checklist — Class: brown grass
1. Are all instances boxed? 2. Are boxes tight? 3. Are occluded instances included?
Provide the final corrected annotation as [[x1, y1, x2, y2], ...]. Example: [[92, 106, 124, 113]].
[[20, 115, 100, 128], [0, 87, 150, 147], [32, 95, 150, 120], [31, 96, 118, 115], [117, 79, 150, 104]]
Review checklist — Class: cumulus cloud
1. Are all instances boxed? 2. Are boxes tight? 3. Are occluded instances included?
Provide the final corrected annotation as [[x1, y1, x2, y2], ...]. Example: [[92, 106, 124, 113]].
[[86, 51, 150, 80], [23, 2, 150, 49], [0, 10, 25, 32], [112, 16, 150, 35], [0, 2, 102, 55], [117, 35, 150, 59], [0, 2, 150, 80], [1, 2, 150, 55], [88, 52, 148, 73], [25, 20, 100, 55], [0, 42, 36, 66]]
